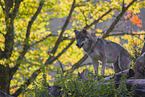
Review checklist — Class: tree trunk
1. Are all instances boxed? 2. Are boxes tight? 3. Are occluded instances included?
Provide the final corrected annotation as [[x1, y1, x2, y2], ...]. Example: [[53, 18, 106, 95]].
[[0, 65, 9, 94]]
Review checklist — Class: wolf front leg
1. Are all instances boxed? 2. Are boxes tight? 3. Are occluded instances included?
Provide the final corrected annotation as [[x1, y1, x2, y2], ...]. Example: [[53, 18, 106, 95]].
[[101, 57, 107, 76], [92, 59, 99, 75]]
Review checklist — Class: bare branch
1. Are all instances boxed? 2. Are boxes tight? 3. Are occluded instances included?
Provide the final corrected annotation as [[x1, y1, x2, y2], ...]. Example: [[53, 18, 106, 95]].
[[50, 0, 76, 54], [69, 54, 88, 73], [101, 0, 137, 39], [84, 8, 112, 29], [31, 34, 58, 46], [31, 34, 73, 46]]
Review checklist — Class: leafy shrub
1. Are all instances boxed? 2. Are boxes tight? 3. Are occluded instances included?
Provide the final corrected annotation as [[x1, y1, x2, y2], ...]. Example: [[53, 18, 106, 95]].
[[54, 71, 134, 97]]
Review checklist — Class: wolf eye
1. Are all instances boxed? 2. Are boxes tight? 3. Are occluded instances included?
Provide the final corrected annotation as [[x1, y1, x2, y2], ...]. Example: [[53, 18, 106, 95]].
[[80, 37, 85, 41]]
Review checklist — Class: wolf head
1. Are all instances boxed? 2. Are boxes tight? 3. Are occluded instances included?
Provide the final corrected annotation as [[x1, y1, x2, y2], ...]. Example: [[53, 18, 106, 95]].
[[74, 29, 90, 48]]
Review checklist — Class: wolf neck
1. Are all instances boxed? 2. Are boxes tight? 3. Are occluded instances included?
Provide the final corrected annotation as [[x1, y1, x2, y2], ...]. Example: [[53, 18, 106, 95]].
[[83, 36, 97, 53]]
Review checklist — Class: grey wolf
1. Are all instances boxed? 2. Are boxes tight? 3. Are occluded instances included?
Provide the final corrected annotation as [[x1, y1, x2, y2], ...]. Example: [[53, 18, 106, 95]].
[[74, 29, 131, 75]]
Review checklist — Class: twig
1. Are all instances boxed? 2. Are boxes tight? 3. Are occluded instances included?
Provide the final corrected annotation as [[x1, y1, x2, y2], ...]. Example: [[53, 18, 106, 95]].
[[79, 8, 88, 26], [31, 34, 58, 46], [57, 59, 64, 73], [84, 8, 112, 29]]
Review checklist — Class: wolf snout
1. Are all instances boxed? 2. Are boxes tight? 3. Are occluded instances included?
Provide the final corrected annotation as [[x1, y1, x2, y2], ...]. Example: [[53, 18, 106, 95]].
[[76, 43, 80, 47], [76, 43, 84, 48]]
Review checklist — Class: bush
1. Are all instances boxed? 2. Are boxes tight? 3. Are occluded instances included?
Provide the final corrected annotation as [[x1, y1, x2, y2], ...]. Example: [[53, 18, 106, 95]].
[[54, 71, 134, 97]]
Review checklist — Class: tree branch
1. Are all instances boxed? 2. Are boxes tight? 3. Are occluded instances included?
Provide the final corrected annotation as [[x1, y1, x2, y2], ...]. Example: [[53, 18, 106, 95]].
[[25, 0, 44, 41], [80, 8, 88, 26], [11, 0, 22, 21], [57, 59, 64, 73], [69, 54, 88, 73], [31, 34, 58, 46], [4, 0, 13, 15], [50, 0, 75, 54], [31, 34, 73, 47], [101, 0, 137, 39], [84, 8, 112, 29]]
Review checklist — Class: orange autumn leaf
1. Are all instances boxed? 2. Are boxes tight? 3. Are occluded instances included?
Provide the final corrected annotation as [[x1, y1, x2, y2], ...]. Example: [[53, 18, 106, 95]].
[[124, 10, 132, 19], [130, 15, 142, 27], [70, 16, 77, 22], [126, 10, 132, 14], [124, 14, 131, 19]]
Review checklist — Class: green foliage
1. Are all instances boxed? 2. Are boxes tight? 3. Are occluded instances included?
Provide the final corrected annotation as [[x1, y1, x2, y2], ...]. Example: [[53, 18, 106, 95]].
[[54, 71, 134, 97]]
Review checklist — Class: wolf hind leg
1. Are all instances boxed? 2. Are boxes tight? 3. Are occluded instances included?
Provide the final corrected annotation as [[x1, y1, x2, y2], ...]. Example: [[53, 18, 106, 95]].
[[119, 54, 130, 71], [113, 63, 121, 73], [113, 57, 121, 73]]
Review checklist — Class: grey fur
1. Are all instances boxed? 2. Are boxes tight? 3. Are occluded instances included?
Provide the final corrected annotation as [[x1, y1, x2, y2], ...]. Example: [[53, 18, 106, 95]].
[[74, 29, 131, 75]]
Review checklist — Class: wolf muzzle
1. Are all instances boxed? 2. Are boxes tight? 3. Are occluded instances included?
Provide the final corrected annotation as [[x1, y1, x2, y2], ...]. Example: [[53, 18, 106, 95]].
[[76, 43, 84, 48]]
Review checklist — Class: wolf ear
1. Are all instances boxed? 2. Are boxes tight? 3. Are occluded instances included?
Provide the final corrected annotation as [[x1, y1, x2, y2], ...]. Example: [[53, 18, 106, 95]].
[[82, 28, 87, 34], [74, 29, 78, 34]]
